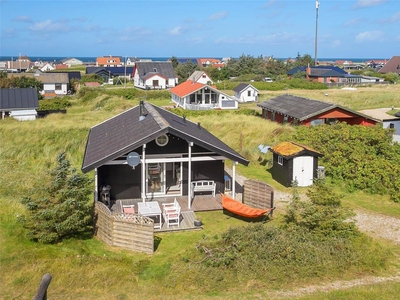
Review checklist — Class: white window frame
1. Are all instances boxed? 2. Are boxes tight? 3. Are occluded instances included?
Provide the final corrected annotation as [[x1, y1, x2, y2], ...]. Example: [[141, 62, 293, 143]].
[[278, 156, 283, 165]]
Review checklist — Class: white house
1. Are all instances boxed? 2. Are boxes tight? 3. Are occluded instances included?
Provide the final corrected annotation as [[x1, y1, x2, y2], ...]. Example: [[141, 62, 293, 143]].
[[39, 73, 69, 96], [187, 71, 213, 84], [39, 63, 55, 72], [133, 61, 177, 89], [61, 58, 83, 66], [170, 81, 238, 110], [233, 83, 259, 102]]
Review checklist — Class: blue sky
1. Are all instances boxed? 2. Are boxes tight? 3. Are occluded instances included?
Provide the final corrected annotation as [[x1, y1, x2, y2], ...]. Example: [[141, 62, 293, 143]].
[[1, 0, 399, 59]]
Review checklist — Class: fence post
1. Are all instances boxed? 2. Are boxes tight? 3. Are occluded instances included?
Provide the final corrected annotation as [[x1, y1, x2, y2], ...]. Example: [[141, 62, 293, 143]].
[[33, 273, 52, 300]]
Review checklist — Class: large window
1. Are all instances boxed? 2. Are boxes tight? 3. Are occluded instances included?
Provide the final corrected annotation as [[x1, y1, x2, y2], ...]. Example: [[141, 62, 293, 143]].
[[152, 80, 159, 87], [55, 83, 62, 90], [311, 119, 324, 126], [247, 90, 251, 97]]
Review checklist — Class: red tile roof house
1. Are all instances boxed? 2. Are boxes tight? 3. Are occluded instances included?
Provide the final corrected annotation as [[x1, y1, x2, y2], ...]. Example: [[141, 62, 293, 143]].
[[81, 101, 248, 211], [133, 61, 177, 90], [257, 94, 379, 126], [170, 81, 238, 110], [96, 56, 122, 67]]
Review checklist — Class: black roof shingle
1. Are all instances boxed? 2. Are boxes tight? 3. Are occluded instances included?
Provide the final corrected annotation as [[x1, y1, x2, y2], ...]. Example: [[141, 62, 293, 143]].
[[0, 88, 39, 110], [81, 102, 248, 172]]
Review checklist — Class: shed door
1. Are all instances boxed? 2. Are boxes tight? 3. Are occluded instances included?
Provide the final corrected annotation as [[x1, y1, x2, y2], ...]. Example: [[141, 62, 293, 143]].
[[293, 156, 314, 187]]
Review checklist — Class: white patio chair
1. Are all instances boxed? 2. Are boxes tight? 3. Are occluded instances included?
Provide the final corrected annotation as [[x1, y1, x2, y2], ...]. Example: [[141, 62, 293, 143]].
[[162, 198, 181, 228]]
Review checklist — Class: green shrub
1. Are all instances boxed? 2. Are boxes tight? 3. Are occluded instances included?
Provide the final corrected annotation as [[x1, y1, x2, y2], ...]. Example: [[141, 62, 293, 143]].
[[39, 97, 72, 110]]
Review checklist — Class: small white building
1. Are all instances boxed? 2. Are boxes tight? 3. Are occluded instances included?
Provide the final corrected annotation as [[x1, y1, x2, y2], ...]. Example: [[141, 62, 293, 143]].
[[233, 83, 259, 102], [0, 88, 39, 121]]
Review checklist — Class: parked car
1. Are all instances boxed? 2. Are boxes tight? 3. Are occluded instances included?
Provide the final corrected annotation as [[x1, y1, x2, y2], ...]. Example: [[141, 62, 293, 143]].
[[264, 77, 273, 82]]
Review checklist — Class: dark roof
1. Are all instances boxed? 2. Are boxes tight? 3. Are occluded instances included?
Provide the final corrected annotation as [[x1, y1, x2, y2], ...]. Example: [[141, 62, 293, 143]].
[[177, 58, 198, 65], [379, 56, 400, 74], [51, 71, 81, 81], [86, 67, 134, 76], [134, 61, 176, 79], [233, 83, 258, 93], [81, 102, 248, 172], [257, 94, 379, 122], [287, 66, 348, 76], [0, 88, 39, 110]]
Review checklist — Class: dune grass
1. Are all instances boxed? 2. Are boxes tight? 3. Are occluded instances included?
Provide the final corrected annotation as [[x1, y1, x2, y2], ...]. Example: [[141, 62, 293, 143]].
[[1, 86, 400, 299]]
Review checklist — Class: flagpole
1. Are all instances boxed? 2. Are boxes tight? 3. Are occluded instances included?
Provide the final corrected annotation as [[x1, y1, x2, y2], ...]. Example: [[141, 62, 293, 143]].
[[314, 0, 320, 66]]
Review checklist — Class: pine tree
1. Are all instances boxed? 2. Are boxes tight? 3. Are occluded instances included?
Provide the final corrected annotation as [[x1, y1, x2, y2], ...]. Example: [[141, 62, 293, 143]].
[[19, 152, 93, 243]]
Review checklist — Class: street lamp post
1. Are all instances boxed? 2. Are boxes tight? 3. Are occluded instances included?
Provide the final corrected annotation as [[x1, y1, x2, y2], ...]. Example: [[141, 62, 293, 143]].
[[314, 0, 320, 66]]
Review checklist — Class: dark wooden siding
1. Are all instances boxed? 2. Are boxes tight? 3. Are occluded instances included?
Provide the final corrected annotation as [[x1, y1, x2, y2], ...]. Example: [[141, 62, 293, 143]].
[[271, 153, 293, 187], [98, 164, 142, 200]]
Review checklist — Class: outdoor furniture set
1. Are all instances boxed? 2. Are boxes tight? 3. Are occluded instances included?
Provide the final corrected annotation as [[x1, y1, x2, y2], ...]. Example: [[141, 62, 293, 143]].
[[122, 199, 181, 229]]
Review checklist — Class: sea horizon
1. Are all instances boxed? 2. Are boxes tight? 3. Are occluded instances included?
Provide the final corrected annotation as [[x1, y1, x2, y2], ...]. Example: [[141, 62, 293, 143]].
[[0, 56, 389, 63]]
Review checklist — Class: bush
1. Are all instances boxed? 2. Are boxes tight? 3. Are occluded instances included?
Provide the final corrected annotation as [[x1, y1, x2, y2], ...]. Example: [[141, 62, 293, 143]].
[[39, 97, 72, 110]]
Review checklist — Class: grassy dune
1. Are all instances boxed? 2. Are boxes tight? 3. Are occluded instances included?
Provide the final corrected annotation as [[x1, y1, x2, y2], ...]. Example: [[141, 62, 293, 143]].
[[1, 86, 400, 299]]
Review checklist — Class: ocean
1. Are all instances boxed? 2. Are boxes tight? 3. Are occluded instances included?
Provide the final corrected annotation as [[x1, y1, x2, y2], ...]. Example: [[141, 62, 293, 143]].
[[0, 56, 387, 63]]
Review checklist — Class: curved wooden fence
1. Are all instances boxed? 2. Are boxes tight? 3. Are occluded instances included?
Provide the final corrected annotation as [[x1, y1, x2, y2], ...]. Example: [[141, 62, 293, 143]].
[[94, 202, 155, 254], [243, 180, 274, 215]]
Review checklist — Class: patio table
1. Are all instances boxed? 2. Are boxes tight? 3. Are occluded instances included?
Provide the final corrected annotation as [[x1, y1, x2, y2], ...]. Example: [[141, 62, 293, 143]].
[[138, 201, 162, 229]]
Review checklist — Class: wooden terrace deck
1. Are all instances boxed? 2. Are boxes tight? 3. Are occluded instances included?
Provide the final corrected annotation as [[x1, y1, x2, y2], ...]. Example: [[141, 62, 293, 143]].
[[110, 194, 224, 233]]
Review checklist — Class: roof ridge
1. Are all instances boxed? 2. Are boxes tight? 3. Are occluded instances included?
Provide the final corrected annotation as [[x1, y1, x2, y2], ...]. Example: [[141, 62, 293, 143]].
[[144, 102, 169, 129]]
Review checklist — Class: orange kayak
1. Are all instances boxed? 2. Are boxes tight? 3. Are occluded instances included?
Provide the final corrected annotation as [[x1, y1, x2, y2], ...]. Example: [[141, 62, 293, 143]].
[[221, 194, 272, 218]]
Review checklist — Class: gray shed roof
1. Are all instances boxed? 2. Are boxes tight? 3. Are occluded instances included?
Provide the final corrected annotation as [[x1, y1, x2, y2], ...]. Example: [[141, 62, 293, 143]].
[[134, 61, 176, 79], [81, 102, 248, 172], [0, 88, 39, 110], [233, 83, 258, 93], [257, 94, 379, 122]]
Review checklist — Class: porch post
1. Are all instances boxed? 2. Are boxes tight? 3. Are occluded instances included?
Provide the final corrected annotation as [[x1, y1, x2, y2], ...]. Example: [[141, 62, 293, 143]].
[[232, 162, 237, 199], [188, 142, 193, 209], [94, 168, 98, 201], [142, 144, 146, 202]]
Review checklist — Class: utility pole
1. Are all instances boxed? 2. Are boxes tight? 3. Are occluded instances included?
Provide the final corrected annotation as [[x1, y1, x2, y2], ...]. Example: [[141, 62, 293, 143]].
[[314, 0, 320, 66]]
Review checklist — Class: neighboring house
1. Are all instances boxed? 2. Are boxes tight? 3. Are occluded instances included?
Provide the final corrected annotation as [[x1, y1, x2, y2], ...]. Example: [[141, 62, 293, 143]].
[[86, 66, 135, 82], [286, 66, 363, 84], [269, 141, 323, 187], [233, 83, 259, 102], [378, 56, 400, 75], [170, 81, 238, 110], [81, 101, 249, 208], [187, 71, 213, 84], [55, 64, 69, 70], [0, 60, 32, 72], [126, 57, 140, 66], [257, 94, 379, 126], [360, 76, 385, 83], [197, 58, 222, 67], [0, 88, 39, 121], [133, 61, 177, 89], [39, 63, 55, 72], [7, 73, 70, 95], [60, 57, 83, 66], [96, 56, 122, 67]]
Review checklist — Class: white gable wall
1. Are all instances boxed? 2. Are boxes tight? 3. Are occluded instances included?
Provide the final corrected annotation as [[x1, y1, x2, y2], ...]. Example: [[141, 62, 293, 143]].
[[236, 86, 258, 102]]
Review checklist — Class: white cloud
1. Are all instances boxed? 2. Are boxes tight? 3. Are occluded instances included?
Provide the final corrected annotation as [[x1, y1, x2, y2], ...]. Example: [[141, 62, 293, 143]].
[[355, 30, 385, 42], [330, 40, 341, 47], [263, 0, 277, 8], [13, 15, 33, 23], [29, 20, 71, 32], [390, 11, 400, 23], [215, 32, 302, 45], [343, 18, 361, 27], [208, 11, 227, 21], [169, 26, 182, 36], [353, 0, 387, 9]]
